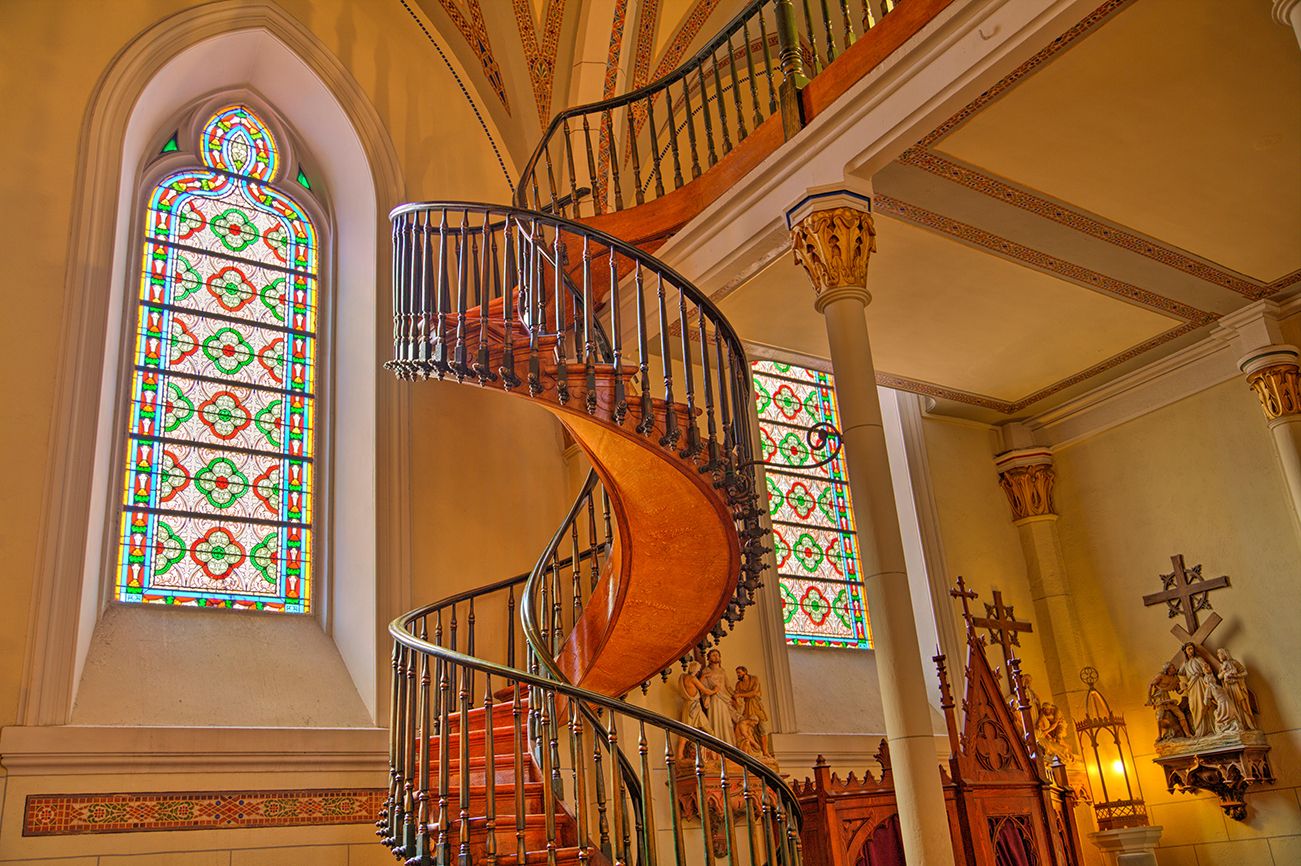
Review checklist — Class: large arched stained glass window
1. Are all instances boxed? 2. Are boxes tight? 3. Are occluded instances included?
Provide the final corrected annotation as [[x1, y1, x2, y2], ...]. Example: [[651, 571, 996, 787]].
[[116, 104, 318, 613], [752, 359, 871, 648]]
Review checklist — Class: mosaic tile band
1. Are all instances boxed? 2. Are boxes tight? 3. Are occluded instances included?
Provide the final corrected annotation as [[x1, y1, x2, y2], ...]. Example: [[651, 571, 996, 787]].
[[23, 788, 385, 836]]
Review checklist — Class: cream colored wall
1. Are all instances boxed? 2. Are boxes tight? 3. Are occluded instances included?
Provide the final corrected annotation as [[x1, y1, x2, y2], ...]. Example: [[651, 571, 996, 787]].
[[0, 1, 570, 862], [1052, 378, 1301, 865], [917, 378, 1301, 864]]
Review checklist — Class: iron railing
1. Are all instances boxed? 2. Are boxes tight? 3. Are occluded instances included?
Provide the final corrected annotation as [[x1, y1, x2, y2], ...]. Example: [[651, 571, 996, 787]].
[[515, 0, 903, 220]]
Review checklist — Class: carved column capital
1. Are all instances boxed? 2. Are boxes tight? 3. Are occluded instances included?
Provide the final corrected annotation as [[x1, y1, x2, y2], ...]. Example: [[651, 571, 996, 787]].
[[786, 190, 876, 311], [994, 448, 1057, 525], [1240, 345, 1301, 425]]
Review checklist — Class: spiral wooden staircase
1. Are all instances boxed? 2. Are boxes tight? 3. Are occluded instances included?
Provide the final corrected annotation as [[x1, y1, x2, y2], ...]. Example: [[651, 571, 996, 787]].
[[378, 3, 943, 864]]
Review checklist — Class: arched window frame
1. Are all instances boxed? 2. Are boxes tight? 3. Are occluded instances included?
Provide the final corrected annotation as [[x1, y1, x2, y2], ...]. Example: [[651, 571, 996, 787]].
[[103, 92, 337, 620]]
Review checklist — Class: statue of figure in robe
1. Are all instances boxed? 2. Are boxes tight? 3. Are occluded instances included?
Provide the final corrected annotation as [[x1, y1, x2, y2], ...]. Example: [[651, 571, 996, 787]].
[[1215, 648, 1256, 731], [1179, 642, 1215, 737]]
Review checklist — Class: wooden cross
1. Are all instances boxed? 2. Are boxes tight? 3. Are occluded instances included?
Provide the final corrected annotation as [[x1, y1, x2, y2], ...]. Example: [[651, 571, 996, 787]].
[[1142, 554, 1230, 648], [973, 588, 1034, 696], [950, 575, 979, 630]]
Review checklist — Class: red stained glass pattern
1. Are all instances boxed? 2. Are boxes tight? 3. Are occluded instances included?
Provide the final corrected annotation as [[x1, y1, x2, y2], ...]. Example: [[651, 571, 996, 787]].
[[115, 105, 317, 612], [752, 360, 871, 648]]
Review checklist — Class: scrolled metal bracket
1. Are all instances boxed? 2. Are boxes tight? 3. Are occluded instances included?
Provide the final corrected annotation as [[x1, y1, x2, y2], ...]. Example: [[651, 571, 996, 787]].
[[740, 421, 844, 471]]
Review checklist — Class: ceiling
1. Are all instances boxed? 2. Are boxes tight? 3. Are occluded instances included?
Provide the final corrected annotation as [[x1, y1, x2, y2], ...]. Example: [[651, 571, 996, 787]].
[[719, 0, 1301, 418], [416, 0, 751, 162]]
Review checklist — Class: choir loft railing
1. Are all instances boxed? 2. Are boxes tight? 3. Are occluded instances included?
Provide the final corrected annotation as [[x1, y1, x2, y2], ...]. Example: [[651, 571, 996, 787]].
[[515, 0, 905, 220]]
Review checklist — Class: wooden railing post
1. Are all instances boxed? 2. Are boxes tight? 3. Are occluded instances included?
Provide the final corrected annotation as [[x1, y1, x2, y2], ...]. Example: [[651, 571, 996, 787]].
[[775, 0, 810, 139]]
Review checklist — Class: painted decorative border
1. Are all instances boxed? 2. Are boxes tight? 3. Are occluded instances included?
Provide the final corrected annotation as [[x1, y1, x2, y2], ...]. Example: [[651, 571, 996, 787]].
[[513, 0, 569, 125], [597, 0, 631, 205], [873, 194, 1216, 324], [435, 0, 511, 112], [898, 147, 1293, 301], [900, 0, 1300, 298], [630, 0, 662, 90], [23, 788, 385, 836]]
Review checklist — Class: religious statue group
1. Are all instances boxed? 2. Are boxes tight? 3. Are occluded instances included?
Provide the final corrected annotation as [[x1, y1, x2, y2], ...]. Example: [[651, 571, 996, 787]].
[[676, 648, 776, 766], [1009, 674, 1079, 767], [1147, 643, 1256, 743]]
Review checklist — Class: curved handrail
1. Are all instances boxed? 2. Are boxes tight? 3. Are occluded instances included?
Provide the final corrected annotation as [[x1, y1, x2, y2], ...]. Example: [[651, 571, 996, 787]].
[[514, 0, 899, 220]]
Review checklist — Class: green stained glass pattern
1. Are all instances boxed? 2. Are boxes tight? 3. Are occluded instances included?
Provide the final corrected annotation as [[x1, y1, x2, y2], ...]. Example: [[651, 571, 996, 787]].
[[116, 104, 317, 613], [752, 359, 871, 649]]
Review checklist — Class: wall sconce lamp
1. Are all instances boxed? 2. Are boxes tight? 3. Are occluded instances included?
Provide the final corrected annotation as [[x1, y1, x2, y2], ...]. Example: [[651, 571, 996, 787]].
[[1075, 666, 1164, 865]]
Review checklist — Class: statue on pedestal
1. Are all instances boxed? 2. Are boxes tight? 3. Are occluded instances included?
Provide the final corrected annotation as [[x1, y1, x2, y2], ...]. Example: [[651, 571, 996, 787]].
[[1178, 642, 1215, 738], [1146, 662, 1192, 741], [1216, 649, 1255, 731]]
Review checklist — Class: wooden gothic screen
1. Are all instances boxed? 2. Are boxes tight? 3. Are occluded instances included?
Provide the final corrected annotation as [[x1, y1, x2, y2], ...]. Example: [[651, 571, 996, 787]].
[[794, 625, 1083, 866]]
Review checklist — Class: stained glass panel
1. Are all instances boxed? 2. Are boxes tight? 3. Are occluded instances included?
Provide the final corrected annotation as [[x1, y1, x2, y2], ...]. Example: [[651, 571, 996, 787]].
[[753, 359, 871, 648], [115, 104, 317, 613]]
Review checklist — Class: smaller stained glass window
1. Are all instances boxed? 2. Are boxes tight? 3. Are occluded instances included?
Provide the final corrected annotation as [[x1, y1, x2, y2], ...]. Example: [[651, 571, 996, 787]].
[[752, 359, 871, 649]]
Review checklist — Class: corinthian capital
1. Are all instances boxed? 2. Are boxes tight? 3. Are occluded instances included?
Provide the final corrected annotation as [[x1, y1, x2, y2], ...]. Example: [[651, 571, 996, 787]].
[[994, 449, 1057, 524], [786, 189, 876, 310], [1240, 345, 1301, 425]]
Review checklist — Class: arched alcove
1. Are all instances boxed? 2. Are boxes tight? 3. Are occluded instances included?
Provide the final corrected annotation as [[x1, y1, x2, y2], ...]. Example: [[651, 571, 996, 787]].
[[21, 2, 408, 730]]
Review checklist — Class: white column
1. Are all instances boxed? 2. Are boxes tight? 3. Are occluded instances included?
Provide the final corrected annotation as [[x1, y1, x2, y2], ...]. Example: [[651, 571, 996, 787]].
[[1273, 0, 1301, 49], [787, 189, 955, 866], [1240, 344, 1301, 523]]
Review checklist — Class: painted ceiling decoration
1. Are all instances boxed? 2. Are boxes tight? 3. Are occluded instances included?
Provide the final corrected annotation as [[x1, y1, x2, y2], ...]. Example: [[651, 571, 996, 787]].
[[630, 0, 662, 90], [513, 0, 569, 125], [436, 0, 511, 112], [649, 0, 725, 82]]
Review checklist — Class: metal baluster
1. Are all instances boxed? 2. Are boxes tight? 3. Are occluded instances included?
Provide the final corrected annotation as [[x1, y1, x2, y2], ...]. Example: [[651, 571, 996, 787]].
[[543, 145, 562, 216], [540, 697, 560, 866], [664, 87, 685, 189], [646, 97, 666, 198], [697, 66, 718, 166], [759, 790, 777, 866], [433, 210, 450, 374], [476, 223, 497, 383], [606, 713, 627, 866], [391, 645, 408, 853], [554, 230, 570, 405], [500, 222, 521, 388], [606, 108, 625, 210], [389, 216, 401, 372], [759, 10, 779, 115], [720, 760, 737, 866], [698, 315, 720, 472], [563, 119, 581, 219], [592, 717, 611, 858], [801, 0, 822, 73], [483, 673, 499, 866], [452, 212, 469, 380], [582, 236, 597, 414], [742, 19, 763, 130], [586, 489, 601, 592], [656, 273, 680, 448], [404, 641, 419, 858], [416, 210, 432, 374], [637, 721, 659, 865], [633, 263, 654, 435], [512, 681, 527, 864], [883, 0, 896, 16], [627, 110, 646, 205], [437, 644, 452, 866], [710, 52, 733, 154], [570, 708, 591, 865], [457, 607, 473, 866], [840, 0, 857, 46], [741, 768, 759, 866], [507, 585, 517, 669], [714, 331, 736, 464], [609, 247, 627, 424], [695, 745, 715, 866], [416, 622, 433, 864], [727, 34, 748, 140], [665, 732, 687, 866], [862, 0, 877, 31], [677, 287, 701, 458], [820, 0, 838, 62], [681, 79, 702, 179], [582, 115, 601, 216]]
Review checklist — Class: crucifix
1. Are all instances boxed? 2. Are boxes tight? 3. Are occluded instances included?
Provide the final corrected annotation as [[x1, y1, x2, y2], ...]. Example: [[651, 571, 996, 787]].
[[1142, 554, 1230, 657], [950, 574, 979, 628]]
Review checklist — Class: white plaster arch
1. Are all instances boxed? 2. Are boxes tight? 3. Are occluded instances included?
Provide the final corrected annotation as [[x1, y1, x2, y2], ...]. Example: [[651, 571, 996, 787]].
[[21, 1, 410, 728]]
